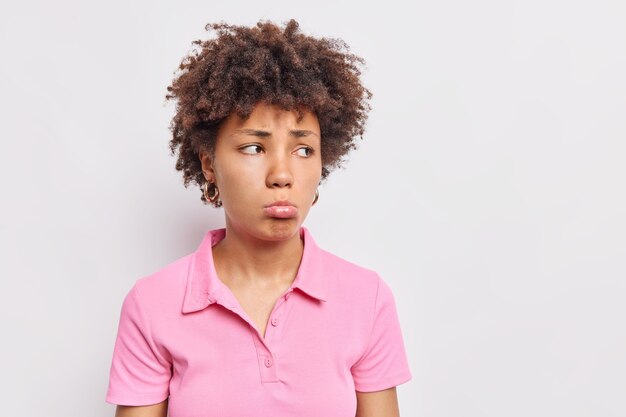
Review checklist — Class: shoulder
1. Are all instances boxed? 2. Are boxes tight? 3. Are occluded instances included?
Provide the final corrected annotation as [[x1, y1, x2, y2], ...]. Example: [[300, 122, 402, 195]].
[[319, 248, 379, 282], [317, 247, 386, 305], [314, 248, 402, 349], [126, 253, 194, 309]]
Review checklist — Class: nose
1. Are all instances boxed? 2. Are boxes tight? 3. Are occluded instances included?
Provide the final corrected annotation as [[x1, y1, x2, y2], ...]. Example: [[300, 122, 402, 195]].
[[266, 152, 293, 188]]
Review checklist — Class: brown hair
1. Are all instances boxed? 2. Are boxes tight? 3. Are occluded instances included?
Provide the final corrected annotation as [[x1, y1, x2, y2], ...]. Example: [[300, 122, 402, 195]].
[[165, 19, 372, 206]]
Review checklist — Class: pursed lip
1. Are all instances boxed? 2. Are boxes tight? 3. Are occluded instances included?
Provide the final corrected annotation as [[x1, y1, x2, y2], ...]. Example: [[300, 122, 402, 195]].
[[263, 200, 299, 219], [264, 200, 297, 208]]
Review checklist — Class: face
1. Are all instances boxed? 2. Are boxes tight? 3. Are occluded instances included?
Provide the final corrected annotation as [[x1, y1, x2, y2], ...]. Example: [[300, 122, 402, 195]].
[[199, 101, 322, 242]]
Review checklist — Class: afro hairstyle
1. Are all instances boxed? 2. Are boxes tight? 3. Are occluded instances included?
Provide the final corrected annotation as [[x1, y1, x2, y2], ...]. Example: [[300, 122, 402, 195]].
[[165, 18, 372, 206]]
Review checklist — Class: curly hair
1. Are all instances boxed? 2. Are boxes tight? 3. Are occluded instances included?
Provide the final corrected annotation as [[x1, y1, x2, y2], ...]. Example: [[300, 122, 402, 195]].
[[165, 19, 372, 206]]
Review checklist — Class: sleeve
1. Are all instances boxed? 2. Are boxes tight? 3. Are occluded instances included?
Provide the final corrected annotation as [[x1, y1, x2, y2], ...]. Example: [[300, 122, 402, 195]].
[[351, 275, 413, 392], [105, 284, 172, 406]]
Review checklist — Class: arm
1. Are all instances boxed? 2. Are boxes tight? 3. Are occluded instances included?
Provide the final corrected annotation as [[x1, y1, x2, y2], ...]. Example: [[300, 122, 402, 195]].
[[107, 286, 172, 416], [355, 387, 400, 417], [114, 398, 168, 417]]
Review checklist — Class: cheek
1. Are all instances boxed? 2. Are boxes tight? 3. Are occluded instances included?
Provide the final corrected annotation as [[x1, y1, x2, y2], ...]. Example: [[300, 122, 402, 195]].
[[306, 162, 323, 186], [217, 166, 263, 203], [215, 153, 260, 183]]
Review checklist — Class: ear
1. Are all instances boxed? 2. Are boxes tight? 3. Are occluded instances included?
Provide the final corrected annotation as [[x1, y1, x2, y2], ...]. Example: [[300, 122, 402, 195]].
[[199, 149, 216, 182]]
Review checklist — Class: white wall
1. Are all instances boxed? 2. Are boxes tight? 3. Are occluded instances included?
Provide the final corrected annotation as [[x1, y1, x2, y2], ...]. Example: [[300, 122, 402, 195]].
[[1, 1, 625, 416]]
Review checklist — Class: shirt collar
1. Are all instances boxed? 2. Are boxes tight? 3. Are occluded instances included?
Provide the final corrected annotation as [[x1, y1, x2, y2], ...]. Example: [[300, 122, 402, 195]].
[[182, 226, 328, 314]]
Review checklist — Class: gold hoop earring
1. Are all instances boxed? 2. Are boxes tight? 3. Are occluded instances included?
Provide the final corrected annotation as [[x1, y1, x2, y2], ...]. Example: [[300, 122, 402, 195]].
[[203, 181, 221, 205], [312, 188, 319, 206]]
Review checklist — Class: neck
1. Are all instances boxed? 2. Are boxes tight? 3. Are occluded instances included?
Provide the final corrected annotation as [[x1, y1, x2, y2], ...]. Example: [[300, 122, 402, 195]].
[[212, 221, 304, 288]]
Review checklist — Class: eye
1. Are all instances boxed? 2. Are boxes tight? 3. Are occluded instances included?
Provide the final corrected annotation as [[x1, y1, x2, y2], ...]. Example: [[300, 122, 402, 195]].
[[296, 147, 313, 158], [240, 144, 263, 155]]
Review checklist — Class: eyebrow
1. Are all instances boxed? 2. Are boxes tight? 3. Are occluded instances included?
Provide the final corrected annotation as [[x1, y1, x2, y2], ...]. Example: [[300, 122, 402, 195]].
[[231, 128, 319, 138]]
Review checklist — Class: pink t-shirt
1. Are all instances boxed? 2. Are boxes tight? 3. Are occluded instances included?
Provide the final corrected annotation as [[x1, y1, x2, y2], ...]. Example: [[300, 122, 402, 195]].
[[106, 226, 412, 416]]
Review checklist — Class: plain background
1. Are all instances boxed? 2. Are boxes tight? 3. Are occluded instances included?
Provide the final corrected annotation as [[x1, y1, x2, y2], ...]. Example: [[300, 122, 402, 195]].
[[1, 0, 625, 416]]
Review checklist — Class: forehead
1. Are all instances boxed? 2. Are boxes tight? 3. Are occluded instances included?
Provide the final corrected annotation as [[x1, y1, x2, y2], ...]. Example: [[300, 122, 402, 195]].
[[221, 102, 320, 132]]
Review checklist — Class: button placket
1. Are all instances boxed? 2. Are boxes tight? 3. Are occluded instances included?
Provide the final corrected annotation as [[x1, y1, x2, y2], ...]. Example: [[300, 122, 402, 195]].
[[257, 353, 278, 382], [250, 288, 295, 384], [263, 292, 289, 342]]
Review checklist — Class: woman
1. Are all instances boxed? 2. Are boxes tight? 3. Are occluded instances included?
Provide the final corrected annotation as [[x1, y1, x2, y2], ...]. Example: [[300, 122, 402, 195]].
[[106, 19, 412, 417]]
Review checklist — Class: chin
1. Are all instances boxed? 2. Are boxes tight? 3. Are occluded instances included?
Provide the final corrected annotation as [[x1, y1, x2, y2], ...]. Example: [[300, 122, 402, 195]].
[[264, 220, 302, 240]]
